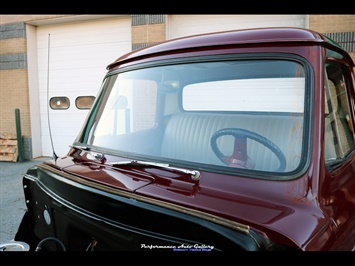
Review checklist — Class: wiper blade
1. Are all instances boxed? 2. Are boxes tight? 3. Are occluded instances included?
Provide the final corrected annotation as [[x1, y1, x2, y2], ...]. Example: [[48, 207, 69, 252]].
[[110, 160, 201, 180]]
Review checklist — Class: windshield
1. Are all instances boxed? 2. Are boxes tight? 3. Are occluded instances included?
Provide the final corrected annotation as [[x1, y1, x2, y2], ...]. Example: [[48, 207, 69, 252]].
[[79, 57, 308, 178]]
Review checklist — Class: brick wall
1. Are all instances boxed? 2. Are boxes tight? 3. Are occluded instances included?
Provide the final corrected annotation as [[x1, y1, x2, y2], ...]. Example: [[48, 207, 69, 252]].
[[0, 69, 30, 135], [1, 37, 27, 54], [309, 15, 355, 33], [131, 14, 166, 50], [132, 24, 166, 46], [309, 15, 355, 63], [0, 21, 30, 138]]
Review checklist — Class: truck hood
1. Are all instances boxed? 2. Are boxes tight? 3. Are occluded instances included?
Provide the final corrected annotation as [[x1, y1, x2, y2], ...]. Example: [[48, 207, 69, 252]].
[[39, 156, 325, 250]]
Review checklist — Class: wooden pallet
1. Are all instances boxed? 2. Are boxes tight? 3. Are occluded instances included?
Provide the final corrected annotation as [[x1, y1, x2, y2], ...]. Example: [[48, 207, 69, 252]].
[[0, 133, 18, 162]]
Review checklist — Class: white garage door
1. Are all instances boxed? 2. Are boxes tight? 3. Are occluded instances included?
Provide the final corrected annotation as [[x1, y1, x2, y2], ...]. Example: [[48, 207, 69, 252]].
[[167, 15, 307, 39], [37, 16, 131, 157]]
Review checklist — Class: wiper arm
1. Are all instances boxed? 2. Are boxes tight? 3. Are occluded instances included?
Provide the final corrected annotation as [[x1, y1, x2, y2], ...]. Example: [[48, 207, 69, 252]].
[[70, 144, 91, 151], [110, 160, 201, 180]]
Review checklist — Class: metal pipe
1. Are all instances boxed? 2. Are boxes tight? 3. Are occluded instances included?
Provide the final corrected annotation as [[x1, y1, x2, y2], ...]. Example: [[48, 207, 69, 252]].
[[15, 109, 24, 162]]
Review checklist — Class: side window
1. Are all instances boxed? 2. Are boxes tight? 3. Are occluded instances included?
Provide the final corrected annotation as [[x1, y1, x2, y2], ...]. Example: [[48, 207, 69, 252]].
[[49, 97, 70, 110], [75, 96, 95, 110], [324, 62, 355, 164]]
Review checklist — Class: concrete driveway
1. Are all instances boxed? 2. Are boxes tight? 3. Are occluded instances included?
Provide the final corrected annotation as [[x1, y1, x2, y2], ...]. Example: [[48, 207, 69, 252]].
[[0, 157, 49, 244]]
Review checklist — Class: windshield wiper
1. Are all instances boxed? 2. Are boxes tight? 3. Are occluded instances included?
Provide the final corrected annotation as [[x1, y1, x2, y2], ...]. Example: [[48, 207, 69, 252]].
[[110, 160, 201, 180], [70, 144, 91, 151]]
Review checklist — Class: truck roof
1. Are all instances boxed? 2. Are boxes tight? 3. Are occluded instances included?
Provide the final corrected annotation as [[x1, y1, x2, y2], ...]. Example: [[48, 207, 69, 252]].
[[107, 27, 354, 69]]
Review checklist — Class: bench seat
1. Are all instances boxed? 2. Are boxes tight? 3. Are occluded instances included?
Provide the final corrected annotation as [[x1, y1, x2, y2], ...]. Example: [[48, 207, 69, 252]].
[[161, 112, 304, 172]]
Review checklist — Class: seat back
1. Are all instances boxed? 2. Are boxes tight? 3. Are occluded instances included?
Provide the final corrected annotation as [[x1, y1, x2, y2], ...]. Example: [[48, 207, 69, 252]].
[[161, 112, 303, 172]]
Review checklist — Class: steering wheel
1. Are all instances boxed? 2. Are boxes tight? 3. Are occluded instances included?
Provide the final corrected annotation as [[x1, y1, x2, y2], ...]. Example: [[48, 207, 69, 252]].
[[210, 128, 286, 172]]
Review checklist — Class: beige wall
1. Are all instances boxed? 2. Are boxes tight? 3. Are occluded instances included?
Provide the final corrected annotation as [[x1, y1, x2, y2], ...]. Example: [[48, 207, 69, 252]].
[[0, 35, 30, 135], [309, 15, 355, 63], [132, 24, 166, 44], [0, 14, 71, 24], [1, 38, 27, 54], [0, 69, 31, 135], [309, 15, 355, 33]]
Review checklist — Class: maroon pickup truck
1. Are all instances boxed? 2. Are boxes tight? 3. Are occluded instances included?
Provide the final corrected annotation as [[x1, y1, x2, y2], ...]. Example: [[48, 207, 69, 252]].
[[12, 27, 355, 251]]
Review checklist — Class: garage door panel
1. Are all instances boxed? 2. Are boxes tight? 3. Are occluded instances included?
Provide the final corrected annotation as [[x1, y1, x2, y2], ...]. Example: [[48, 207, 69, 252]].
[[37, 19, 131, 47], [40, 113, 89, 156], [38, 70, 105, 92], [38, 45, 124, 73], [41, 137, 79, 157], [37, 16, 131, 156], [40, 113, 89, 129], [38, 97, 98, 113], [38, 44, 122, 69]]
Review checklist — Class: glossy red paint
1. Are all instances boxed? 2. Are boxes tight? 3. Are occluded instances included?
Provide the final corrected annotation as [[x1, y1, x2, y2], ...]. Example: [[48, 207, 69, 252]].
[[108, 27, 326, 68]]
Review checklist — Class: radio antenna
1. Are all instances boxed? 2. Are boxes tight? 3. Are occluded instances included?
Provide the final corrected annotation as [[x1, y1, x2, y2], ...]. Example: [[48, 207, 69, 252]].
[[46, 33, 58, 160]]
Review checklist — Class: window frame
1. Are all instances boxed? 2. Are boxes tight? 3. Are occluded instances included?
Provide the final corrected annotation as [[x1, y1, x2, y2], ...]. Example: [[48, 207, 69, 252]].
[[324, 60, 355, 168]]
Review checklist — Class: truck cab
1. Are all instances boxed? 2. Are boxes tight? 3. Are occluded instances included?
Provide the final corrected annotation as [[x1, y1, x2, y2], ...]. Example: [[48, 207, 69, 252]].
[[14, 27, 355, 251]]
